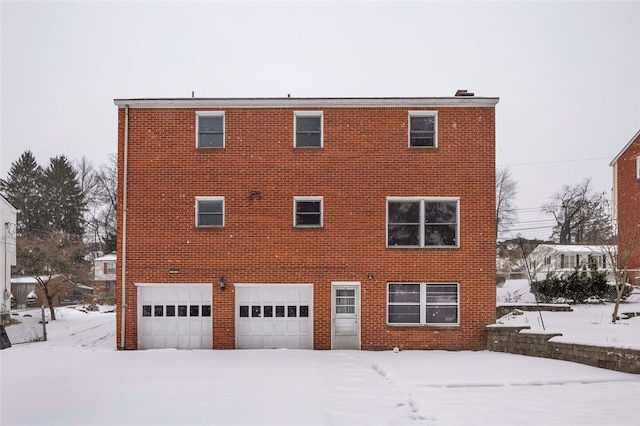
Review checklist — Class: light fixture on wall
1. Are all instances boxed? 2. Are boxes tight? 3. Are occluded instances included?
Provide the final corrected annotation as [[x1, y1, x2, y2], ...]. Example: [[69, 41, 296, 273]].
[[249, 190, 261, 199], [367, 274, 374, 280], [168, 268, 179, 274], [219, 276, 226, 290]]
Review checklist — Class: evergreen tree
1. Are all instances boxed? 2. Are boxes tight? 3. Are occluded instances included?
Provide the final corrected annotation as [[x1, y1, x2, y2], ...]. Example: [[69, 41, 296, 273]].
[[0, 151, 45, 236], [43, 155, 86, 237]]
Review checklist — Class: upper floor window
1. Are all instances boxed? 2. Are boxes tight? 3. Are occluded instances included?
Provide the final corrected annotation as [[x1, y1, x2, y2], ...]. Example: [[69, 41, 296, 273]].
[[636, 156, 640, 180], [409, 111, 437, 148], [294, 197, 323, 227], [196, 112, 225, 148], [294, 112, 323, 148], [196, 197, 224, 227], [387, 197, 459, 248]]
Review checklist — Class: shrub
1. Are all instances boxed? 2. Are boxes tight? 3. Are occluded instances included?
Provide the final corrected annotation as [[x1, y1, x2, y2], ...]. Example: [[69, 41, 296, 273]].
[[532, 267, 613, 303]]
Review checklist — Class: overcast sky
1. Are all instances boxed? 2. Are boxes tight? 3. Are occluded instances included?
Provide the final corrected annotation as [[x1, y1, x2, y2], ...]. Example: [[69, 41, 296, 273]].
[[1, 1, 638, 240]]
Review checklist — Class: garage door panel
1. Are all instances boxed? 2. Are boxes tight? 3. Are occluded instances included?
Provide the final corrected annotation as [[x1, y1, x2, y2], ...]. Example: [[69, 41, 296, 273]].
[[274, 320, 286, 333], [262, 289, 275, 303], [138, 284, 212, 350], [166, 335, 177, 347], [236, 284, 313, 349], [287, 320, 299, 333], [166, 319, 177, 333]]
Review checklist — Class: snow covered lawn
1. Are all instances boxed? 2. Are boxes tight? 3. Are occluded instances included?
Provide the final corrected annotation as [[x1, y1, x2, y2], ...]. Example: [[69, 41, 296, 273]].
[[1, 306, 639, 425]]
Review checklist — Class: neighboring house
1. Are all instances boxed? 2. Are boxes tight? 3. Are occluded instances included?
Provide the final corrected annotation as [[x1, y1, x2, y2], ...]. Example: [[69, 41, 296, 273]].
[[1, 194, 17, 315], [610, 129, 640, 285], [114, 94, 499, 351], [10, 276, 93, 309], [94, 253, 116, 304], [527, 244, 615, 281]]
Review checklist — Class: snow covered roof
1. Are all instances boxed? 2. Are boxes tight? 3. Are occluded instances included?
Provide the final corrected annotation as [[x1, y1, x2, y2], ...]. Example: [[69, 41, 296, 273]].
[[531, 244, 615, 254], [610, 128, 640, 166], [11, 276, 43, 284], [94, 253, 116, 262]]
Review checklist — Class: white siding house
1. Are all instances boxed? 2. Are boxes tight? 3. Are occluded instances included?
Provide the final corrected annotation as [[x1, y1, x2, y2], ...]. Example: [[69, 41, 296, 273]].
[[94, 253, 116, 303], [1, 195, 17, 315], [527, 244, 615, 281]]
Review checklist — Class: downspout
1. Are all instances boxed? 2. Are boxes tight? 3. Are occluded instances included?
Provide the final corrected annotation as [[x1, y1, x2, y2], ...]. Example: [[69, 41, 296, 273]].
[[120, 105, 130, 349]]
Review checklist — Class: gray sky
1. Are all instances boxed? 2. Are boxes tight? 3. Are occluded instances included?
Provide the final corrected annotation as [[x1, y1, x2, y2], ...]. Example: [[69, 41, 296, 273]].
[[1, 1, 639, 240]]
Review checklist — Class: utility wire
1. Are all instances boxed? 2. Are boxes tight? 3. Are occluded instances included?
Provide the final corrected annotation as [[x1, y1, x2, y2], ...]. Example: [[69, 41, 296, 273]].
[[498, 156, 611, 167]]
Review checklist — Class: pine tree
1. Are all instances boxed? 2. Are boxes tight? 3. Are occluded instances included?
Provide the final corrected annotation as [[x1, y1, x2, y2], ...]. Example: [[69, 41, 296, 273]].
[[0, 151, 46, 236], [43, 156, 86, 237]]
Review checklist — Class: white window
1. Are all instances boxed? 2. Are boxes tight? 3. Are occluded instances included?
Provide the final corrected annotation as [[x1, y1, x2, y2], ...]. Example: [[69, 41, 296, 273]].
[[409, 111, 437, 148], [636, 156, 640, 180], [387, 197, 459, 248], [294, 197, 323, 227], [196, 112, 225, 148], [104, 262, 116, 274], [387, 282, 459, 325], [196, 197, 224, 227], [294, 111, 323, 148]]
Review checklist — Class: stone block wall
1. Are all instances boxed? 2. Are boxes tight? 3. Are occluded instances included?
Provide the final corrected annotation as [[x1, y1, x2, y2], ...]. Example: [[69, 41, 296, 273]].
[[486, 325, 640, 374]]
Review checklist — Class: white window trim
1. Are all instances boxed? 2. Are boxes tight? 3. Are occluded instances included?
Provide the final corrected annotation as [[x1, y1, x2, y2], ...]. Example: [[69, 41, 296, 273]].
[[386, 282, 459, 326], [195, 196, 225, 228], [293, 196, 323, 228], [636, 156, 640, 180], [386, 196, 460, 248], [408, 111, 438, 148], [294, 111, 323, 148], [195, 111, 225, 148]]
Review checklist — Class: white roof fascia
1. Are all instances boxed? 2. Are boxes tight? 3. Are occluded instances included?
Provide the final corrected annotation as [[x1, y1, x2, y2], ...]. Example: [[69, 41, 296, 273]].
[[610, 129, 640, 166], [113, 97, 499, 109]]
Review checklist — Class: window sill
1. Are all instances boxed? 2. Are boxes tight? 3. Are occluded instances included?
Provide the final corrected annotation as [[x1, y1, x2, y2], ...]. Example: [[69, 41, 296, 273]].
[[386, 323, 460, 328], [386, 245, 459, 250]]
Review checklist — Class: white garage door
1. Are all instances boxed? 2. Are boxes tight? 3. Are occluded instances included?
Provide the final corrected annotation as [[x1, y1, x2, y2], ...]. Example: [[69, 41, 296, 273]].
[[137, 284, 212, 350], [236, 284, 313, 349]]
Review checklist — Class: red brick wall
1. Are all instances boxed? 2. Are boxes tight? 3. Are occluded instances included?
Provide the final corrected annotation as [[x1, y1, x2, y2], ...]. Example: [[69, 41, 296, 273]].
[[116, 104, 496, 350], [615, 133, 640, 278]]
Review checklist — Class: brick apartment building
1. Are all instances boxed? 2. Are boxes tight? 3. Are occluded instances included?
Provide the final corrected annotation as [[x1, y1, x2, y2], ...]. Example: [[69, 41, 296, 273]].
[[610, 129, 640, 284], [114, 94, 499, 350]]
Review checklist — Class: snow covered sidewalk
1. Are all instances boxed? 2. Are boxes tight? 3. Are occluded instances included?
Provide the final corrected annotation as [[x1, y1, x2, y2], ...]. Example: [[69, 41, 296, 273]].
[[1, 307, 639, 425]]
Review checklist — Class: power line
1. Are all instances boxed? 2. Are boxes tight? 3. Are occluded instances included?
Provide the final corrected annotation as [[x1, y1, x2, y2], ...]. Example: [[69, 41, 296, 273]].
[[498, 156, 611, 167]]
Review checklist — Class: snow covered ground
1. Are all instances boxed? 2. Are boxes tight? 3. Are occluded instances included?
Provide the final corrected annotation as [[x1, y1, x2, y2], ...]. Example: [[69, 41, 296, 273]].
[[1, 305, 639, 426]]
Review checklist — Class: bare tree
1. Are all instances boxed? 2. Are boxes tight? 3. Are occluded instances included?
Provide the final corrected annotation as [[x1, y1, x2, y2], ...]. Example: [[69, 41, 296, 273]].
[[496, 167, 518, 241], [603, 215, 640, 323], [542, 178, 613, 244], [16, 231, 91, 320], [74, 154, 117, 255]]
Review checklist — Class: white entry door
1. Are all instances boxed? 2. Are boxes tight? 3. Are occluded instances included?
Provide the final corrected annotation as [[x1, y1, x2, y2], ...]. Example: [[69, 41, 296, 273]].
[[137, 284, 212, 350], [235, 284, 313, 349], [332, 282, 360, 350]]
